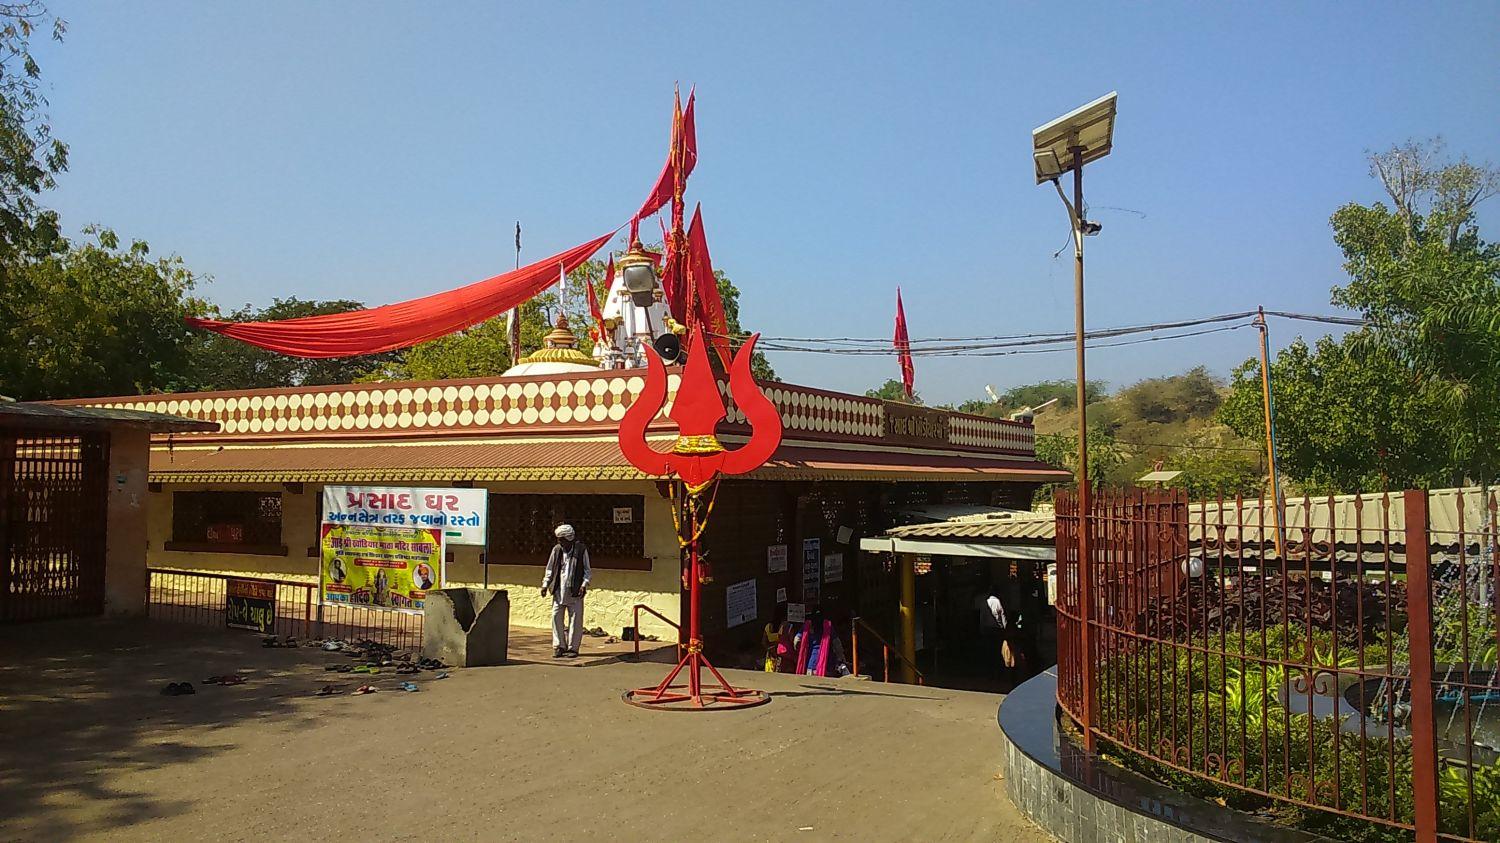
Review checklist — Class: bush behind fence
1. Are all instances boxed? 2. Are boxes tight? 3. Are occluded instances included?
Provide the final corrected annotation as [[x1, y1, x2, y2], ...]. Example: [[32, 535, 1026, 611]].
[[1054, 486, 1500, 843]]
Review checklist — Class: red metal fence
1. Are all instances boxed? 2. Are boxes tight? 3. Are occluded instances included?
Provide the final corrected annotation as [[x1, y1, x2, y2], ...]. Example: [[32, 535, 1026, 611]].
[[147, 568, 423, 650], [1055, 487, 1500, 843]]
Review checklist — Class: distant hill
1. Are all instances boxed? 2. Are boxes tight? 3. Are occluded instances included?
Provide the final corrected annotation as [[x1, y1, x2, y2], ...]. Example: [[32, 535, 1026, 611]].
[[976, 367, 1268, 496]]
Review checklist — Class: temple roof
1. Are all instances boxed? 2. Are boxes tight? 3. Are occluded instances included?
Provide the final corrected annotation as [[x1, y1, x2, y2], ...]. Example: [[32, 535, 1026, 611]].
[[52, 368, 1066, 485]]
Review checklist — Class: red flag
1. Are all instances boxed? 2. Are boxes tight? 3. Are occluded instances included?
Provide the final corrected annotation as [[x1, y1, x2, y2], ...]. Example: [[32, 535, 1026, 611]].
[[659, 217, 687, 324], [634, 89, 696, 223], [587, 255, 610, 345], [686, 205, 732, 367], [186, 232, 614, 358], [894, 288, 915, 400]]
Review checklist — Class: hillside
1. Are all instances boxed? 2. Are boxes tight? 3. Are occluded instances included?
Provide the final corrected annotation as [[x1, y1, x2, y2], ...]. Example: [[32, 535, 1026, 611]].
[[971, 368, 1269, 497]]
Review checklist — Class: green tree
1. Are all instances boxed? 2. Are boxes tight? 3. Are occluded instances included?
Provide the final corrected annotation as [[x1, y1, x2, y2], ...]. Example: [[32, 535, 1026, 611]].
[[1220, 337, 1450, 493], [0, 2, 66, 261], [1222, 139, 1499, 490], [1000, 379, 1105, 412], [0, 228, 200, 399], [1116, 366, 1221, 425], [1033, 427, 1124, 505], [1163, 428, 1267, 499], [1331, 138, 1500, 481], [179, 297, 402, 391], [866, 378, 919, 404]]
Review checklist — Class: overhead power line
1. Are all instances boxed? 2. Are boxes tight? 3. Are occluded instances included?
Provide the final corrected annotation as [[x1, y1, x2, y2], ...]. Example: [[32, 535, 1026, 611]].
[[714, 310, 1366, 357]]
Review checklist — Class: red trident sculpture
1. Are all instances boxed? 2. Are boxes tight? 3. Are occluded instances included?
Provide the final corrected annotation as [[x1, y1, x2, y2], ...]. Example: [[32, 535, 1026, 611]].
[[617, 326, 783, 710]]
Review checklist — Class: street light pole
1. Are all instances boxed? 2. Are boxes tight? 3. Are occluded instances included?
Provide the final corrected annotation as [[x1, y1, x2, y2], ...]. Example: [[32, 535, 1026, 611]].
[[1035, 92, 1114, 754], [1068, 142, 1096, 752]]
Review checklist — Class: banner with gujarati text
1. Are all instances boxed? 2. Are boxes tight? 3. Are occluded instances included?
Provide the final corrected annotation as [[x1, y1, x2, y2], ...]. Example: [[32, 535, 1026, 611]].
[[320, 524, 442, 612]]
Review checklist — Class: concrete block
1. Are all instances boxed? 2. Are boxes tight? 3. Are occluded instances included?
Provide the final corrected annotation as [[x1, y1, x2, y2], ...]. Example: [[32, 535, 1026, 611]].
[[423, 588, 509, 667]]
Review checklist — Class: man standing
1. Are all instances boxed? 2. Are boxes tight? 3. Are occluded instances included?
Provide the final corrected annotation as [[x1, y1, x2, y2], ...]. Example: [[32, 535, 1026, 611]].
[[541, 524, 591, 658]]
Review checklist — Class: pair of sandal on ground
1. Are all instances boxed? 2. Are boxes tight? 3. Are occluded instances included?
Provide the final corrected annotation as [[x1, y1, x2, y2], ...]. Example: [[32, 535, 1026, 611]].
[[315, 681, 420, 696]]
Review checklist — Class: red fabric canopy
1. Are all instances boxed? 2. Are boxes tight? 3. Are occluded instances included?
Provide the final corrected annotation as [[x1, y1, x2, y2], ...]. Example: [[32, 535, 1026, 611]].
[[186, 231, 615, 358]]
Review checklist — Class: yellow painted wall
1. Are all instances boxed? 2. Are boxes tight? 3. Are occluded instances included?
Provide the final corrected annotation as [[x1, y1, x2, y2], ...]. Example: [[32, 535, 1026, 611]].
[[103, 428, 151, 616], [145, 478, 682, 640]]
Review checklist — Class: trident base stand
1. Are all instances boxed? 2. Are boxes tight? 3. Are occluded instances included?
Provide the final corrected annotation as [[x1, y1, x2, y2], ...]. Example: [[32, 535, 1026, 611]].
[[622, 485, 769, 711]]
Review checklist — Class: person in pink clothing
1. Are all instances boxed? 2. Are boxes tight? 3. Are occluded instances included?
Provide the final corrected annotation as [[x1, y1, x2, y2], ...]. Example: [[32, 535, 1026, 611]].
[[794, 611, 851, 677]]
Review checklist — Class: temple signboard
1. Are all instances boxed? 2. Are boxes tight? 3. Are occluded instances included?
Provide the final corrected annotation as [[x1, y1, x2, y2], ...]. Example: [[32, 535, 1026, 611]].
[[323, 485, 488, 546], [883, 404, 951, 447]]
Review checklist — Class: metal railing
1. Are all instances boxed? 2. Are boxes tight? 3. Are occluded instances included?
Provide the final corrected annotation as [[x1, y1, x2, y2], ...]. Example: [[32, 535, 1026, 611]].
[[146, 568, 423, 650], [1054, 486, 1500, 843], [850, 615, 925, 685], [631, 603, 682, 661]]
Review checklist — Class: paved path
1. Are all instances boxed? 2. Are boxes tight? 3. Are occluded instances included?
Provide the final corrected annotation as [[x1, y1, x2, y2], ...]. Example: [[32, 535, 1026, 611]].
[[0, 620, 1047, 842]]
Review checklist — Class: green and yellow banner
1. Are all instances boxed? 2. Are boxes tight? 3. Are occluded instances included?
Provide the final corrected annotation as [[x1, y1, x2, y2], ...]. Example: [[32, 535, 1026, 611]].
[[320, 524, 442, 611]]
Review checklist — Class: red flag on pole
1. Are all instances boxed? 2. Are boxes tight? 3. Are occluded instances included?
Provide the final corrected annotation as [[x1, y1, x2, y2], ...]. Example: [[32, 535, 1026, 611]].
[[659, 216, 687, 324], [894, 288, 915, 400], [634, 89, 696, 223], [587, 255, 611, 345], [686, 204, 732, 367]]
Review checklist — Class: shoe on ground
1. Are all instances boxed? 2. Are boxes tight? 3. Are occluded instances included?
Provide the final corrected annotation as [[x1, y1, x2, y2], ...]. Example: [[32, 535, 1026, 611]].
[[564, 650, 579, 659], [552, 648, 565, 658]]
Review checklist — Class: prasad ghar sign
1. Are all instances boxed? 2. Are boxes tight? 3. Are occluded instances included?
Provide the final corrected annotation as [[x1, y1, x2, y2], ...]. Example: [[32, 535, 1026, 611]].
[[323, 486, 488, 546]]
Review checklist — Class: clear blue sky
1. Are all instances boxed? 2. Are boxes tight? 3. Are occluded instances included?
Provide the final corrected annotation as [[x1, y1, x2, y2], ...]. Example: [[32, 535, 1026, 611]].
[[37, 1, 1500, 404]]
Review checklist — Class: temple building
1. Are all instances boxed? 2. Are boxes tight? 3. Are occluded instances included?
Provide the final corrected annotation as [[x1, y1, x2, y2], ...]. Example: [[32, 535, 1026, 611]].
[[53, 254, 1067, 663], [56, 365, 1060, 657]]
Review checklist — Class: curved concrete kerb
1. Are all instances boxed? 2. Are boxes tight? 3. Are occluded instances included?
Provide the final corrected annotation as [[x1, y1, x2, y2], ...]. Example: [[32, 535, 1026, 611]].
[[997, 669, 1333, 843]]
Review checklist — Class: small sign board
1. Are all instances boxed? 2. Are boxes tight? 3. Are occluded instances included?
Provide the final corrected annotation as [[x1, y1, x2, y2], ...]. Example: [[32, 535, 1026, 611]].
[[726, 579, 757, 628], [824, 552, 844, 583], [775, 587, 788, 603], [226, 578, 276, 634], [802, 539, 821, 603], [786, 602, 806, 624], [612, 507, 634, 524], [767, 544, 788, 573], [836, 526, 853, 545]]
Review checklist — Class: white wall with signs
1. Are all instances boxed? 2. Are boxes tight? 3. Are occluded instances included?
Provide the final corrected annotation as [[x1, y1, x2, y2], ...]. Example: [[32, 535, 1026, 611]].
[[322, 486, 489, 546]]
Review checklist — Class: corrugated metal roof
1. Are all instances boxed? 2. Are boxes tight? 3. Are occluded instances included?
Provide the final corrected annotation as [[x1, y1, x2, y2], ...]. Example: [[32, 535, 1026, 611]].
[[887, 512, 1055, 541], [869, 487, 1497, 547], [0, 401, 218, 433], [1189, 488, 1493, 545]]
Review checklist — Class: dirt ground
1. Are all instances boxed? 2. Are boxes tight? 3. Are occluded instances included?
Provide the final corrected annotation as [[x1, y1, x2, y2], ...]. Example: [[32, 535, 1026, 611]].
[[0, 619, 1048, 843]]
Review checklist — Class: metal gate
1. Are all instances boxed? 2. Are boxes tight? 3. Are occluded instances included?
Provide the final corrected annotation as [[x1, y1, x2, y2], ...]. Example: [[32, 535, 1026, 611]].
[[0, 431, 111, 622]]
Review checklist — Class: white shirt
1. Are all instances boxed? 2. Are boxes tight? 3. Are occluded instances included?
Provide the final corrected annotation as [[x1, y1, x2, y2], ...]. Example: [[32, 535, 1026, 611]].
[[981, 595, 1007, 629]]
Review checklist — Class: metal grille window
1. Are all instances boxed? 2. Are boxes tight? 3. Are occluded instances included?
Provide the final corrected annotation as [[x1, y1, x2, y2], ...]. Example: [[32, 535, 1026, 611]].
[[168, 491, 285, 555], [2, 433, 110, 622], [487, 493, 646, 568]]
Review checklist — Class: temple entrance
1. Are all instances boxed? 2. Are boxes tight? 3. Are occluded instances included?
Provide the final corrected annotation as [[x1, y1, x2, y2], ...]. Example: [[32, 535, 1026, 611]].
[[913, 556, 1053, 693], [0, 431, 111, 622]]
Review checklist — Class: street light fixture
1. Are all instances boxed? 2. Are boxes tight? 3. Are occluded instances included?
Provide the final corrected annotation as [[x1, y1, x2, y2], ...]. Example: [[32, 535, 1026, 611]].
[[1033, 90, 1116, 753], [618, 240, 660, 308]]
